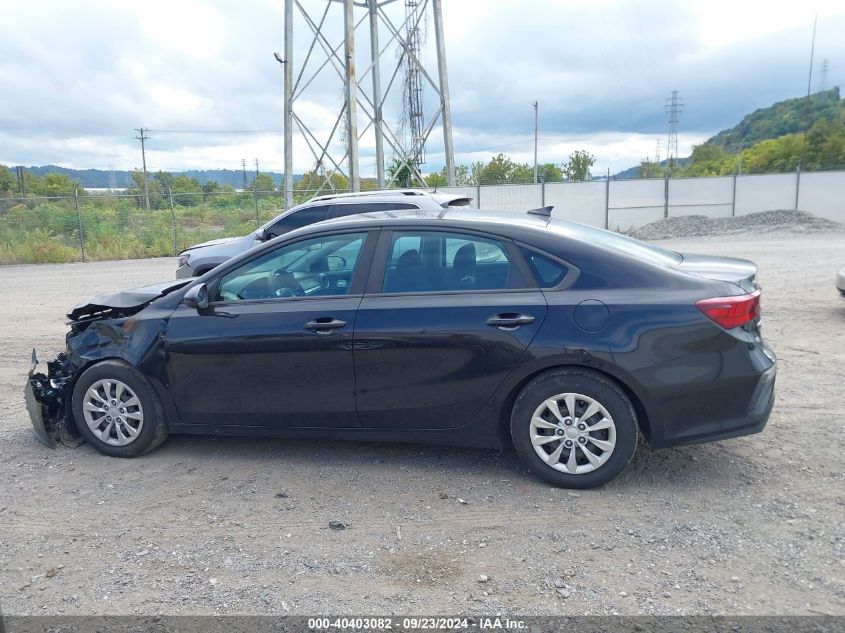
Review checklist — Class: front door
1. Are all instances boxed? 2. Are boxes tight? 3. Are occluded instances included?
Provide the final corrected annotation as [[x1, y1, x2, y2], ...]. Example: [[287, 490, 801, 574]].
[[354, 229, 547, 429], [165, 230, 374, 428]]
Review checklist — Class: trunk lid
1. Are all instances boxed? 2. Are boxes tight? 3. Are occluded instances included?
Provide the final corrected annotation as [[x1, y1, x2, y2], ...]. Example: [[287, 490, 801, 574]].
[[677, 254, 758, 293]]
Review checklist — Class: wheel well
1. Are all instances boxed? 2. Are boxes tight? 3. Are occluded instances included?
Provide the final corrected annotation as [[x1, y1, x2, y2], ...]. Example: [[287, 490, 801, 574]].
[[497, 364, 652, 449]]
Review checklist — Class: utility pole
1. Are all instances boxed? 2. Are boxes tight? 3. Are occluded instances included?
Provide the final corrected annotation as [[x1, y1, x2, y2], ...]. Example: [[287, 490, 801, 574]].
[[533, 101, 539, 184], [134, 127, 150, 210], [800, 14, 818, 172], [241, 159, 248, 190]]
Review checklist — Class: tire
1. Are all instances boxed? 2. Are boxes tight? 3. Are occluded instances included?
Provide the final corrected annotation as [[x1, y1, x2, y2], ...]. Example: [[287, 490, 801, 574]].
[[71, 359, 168, 457], [511, 368, 637, 488]]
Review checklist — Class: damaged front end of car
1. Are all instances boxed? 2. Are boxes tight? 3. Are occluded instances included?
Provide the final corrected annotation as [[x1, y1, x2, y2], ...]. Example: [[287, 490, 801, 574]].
[[25, 349, 83, 448], [24, 278, 191, 448]]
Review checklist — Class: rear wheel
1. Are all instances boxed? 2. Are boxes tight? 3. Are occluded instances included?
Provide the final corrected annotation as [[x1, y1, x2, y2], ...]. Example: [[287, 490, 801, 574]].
[[511, 368, 637, 488], [72, 360, 168, 457]]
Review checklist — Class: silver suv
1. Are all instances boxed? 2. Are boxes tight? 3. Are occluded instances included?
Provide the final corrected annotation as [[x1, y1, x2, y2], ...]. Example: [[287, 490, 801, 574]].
[[175, 189, 471, 278]]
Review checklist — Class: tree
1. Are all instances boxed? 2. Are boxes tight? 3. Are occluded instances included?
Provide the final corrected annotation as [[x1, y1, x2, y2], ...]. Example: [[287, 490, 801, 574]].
[[387, 157, 420, 188], [153, 170, 174, 194], [170, 174, 203, 206], [563, 150, 595, 181], [685, 144, 726, 177], [0, 165, 16, 194], [636, 159, 663, 178], [473, 154, 533, 184], [36, 173, 82, 197], [538, 163, 565, 182], [251, 173, 276, 197], [295, 168, 349, 194]]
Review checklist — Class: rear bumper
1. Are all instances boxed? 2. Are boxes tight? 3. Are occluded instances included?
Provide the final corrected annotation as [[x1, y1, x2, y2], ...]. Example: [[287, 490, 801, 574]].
[[643, 338, 777, 449], [657, 362, 776, 447]]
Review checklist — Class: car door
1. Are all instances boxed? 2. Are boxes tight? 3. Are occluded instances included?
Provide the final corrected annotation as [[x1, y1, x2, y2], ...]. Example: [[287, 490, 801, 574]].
[[353, 228, 547, 429], [164, 229, 376, 428]]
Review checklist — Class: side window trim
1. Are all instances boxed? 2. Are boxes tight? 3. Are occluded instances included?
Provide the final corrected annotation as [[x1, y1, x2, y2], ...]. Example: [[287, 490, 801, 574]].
[[365, 228, 534, 296], [515, 242, 581, 291], [207, 228, 379, 304]]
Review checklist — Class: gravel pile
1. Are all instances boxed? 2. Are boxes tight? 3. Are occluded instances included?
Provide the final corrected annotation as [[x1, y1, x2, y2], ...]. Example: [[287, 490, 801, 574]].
[[627, 210, 844, 241]]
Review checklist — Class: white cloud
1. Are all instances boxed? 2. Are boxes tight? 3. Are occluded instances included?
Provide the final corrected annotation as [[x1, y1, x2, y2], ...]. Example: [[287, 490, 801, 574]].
[[1, 0, 844, 175]]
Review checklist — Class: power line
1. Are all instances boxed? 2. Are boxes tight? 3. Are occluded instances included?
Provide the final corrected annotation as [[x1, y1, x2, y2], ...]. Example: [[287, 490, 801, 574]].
[[147, 129, 283, 135]]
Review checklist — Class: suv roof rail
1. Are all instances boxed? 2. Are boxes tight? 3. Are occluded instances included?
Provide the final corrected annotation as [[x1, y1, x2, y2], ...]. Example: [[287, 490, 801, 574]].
[[310, 189, 428, 202]]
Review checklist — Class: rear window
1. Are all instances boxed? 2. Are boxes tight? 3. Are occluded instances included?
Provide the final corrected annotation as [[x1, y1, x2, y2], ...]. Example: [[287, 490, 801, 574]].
[[521, 249, 568, 287], [549, 218, 682, 265]]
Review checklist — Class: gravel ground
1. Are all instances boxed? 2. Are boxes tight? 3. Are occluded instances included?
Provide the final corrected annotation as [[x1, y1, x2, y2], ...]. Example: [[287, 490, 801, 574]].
[[0, 233, 843, 617], [628, 210, 845, 241]]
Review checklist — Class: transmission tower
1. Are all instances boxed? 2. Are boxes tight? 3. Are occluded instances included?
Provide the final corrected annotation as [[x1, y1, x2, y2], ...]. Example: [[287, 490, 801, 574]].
[[275, 0, 455, 208], [664, 90, 683, 170], [403, 0, 426, 176], [819, 58, 829, 93], [654, 138, 661, 164]]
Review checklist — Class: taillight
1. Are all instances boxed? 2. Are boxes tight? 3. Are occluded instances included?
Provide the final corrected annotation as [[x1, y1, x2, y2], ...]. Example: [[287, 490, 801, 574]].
[[696, 291, 761, 329]]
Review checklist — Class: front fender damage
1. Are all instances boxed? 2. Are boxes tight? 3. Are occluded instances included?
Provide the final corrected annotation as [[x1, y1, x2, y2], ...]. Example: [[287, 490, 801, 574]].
[[25, 349, 83, 448]]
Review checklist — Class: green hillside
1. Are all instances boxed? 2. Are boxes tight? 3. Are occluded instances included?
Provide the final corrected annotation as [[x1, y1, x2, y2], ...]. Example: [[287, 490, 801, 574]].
[[707, 87, 844, 152]]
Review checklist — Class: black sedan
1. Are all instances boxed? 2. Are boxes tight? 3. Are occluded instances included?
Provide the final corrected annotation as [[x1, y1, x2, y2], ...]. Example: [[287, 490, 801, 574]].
[[26, 209, 777, 488]]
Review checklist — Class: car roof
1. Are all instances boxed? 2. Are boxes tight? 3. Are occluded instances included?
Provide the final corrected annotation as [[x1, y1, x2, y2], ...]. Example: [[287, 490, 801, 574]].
[[298, 208, 558, 242], [258, 189, 470, 232]]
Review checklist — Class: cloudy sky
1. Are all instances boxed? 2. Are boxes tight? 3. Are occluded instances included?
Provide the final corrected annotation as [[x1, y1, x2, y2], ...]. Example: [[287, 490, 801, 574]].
[[1, 0, 844, 177]]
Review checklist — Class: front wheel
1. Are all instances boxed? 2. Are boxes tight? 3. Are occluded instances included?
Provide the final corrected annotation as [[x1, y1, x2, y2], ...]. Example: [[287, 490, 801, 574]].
[[71, 360, 168, 457], [511, 368, 638, 488]]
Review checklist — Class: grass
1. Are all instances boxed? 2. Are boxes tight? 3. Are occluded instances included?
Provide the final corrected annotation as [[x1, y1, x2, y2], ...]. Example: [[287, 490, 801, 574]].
[[0, 193, 289, 264]]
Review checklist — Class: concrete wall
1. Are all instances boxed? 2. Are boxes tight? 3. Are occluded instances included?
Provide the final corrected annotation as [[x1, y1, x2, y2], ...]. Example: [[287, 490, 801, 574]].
[[439, 170, 845, 229]]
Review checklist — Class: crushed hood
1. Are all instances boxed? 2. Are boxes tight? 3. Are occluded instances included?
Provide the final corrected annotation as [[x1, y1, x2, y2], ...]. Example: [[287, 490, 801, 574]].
[[68, 279, 191, 321]]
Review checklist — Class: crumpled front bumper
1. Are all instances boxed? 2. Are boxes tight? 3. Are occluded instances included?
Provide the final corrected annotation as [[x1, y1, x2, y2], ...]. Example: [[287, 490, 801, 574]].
[[25, 349, 82, 448]]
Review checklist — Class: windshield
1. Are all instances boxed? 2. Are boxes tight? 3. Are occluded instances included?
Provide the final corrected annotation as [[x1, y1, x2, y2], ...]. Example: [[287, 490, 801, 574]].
[[549, 218, 682, 265]]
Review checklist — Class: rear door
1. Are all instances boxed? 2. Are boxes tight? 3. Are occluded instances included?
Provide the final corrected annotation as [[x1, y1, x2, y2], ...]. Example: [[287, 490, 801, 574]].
[[353, 228, 547, 429]]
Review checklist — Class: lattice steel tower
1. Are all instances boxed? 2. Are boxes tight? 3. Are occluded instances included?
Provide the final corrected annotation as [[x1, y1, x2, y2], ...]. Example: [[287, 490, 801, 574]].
[[664, 90, 683, 170], [403, 0, 426, 173], [276, 0, 455, 208]]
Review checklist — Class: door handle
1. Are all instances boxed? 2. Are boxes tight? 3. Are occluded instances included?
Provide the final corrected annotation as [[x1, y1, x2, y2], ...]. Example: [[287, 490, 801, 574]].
[[486, 313, 535, 331], [304, 317, 347, 334]]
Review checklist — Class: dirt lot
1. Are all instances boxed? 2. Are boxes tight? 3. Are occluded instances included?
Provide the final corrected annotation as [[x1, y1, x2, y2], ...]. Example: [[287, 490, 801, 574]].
[[0, 233, 843, 616]]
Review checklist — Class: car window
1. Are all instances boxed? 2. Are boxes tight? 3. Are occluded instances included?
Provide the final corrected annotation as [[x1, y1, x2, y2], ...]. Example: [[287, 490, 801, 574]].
[[521, 248, 568, 288], [383, 231, 523, 293], [265, 205, 331, 240], [333, 201, 420, 218], [216, 232, 367, 302]]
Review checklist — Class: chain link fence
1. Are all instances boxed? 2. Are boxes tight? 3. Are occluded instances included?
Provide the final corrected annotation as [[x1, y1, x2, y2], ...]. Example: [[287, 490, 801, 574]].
[[3, 169, 845, 264], [0, 188, 349, 264]]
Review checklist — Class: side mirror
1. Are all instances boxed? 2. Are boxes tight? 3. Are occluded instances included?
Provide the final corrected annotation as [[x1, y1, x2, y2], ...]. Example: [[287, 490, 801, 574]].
[[255, 228, 268, 242], [183, 283, 209, 310]]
